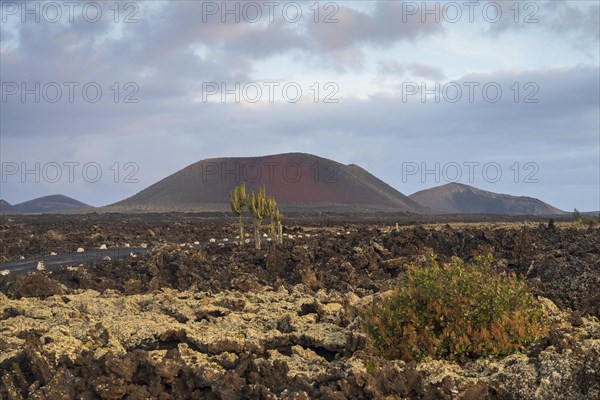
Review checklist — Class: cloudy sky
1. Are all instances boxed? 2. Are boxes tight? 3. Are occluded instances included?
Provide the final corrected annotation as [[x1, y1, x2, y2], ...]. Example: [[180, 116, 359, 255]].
[[1, 0, 599, 211]]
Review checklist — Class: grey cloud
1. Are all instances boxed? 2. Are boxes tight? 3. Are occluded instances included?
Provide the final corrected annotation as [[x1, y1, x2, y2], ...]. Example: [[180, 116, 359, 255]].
[[378, 60, 445, 80], [409, 63, 445, 80], [2, 64, 598, 210], [378, 60, 407, 76], [484, 0, 599, 48], [1, 0, 446, 86], [307, 1, 443, 51], [546, 1, 600, 46], [1, 2, 598, 211]]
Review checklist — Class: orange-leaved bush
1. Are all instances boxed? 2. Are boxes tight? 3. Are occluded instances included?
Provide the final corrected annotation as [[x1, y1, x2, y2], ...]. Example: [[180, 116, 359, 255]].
[[362, 253, 549, 362]]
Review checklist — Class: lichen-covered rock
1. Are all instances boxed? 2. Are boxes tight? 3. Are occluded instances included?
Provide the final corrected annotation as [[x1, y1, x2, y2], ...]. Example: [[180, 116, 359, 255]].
[[2, 284, 599, 399], [0, 285, 358, 399], [1, 219, 599, 399]]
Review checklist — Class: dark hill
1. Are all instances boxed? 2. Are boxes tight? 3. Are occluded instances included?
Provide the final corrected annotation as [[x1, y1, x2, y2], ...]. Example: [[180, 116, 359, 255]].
[[0, 200, 17, 214], [12, 195, 91, 214], [409, 183, 565, 215]]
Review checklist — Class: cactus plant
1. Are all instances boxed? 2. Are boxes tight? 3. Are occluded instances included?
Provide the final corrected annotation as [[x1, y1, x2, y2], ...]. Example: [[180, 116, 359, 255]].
[[229, 182, 247, 246], [266, 196, 278, 240], [275, 207, 283, 245], [230, 182, 283, 249], [247, 185, 268, 250]]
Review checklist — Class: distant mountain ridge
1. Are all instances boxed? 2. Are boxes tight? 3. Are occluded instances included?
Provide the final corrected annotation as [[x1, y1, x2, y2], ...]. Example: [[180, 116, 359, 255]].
[[0, 200, 17, 214], [106, 153, 428, 213], [409, 183, 565, 215], [1, 195, 91, 214], [2, 158, 571, 216]]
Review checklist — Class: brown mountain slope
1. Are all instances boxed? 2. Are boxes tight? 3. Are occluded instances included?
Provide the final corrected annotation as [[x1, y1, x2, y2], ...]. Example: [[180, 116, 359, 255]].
[[107, 153, 427, 213], [409, 183, 565, 215], [0, 200, 17, 214], [12, 195, 91, 214]]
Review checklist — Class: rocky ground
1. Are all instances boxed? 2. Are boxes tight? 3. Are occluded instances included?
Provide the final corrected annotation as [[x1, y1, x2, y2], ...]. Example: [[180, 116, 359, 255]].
[[0, 214, 599, 399]]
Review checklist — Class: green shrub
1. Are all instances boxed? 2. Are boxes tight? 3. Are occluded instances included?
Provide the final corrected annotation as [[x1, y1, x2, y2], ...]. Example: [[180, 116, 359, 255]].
[[573, 208, 598, 227], [579, 217, 598, 228], [362, 253, 549, 362]]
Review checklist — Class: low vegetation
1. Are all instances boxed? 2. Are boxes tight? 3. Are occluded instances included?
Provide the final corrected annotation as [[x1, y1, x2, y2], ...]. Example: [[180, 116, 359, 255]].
[[573, 208, 599, 227], [362, 253, 549, 362]]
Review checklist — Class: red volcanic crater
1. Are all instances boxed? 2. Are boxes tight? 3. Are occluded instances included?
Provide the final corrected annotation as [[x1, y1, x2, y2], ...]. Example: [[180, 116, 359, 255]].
[[107, 153, 426, 213]]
